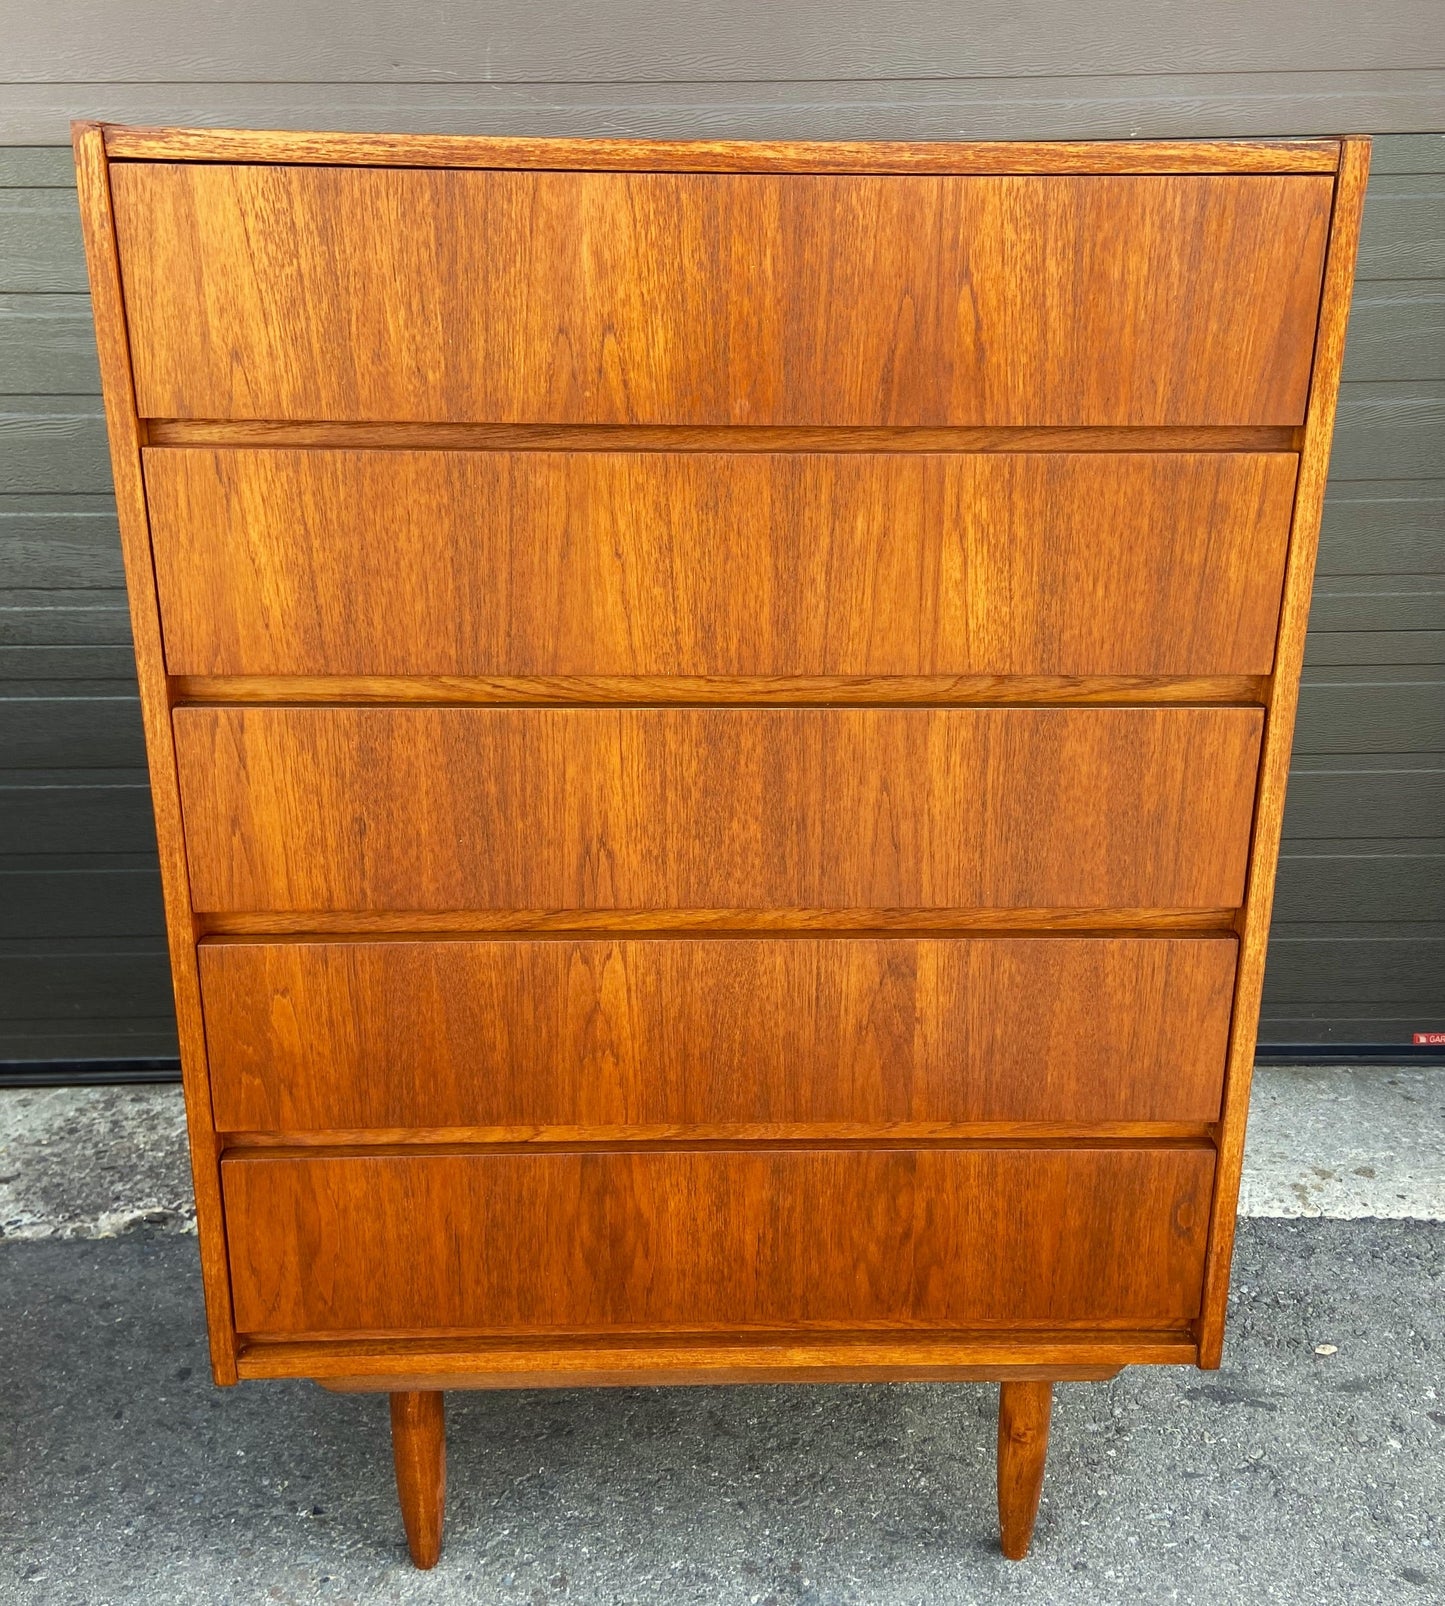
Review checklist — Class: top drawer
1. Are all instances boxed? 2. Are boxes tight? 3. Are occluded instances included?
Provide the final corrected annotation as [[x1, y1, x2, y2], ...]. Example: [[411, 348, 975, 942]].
[[110, 166, 1331, 426]]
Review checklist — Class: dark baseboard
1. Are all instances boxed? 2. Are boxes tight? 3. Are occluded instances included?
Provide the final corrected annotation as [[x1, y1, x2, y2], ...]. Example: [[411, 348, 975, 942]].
[[1253, 1043, 1445, 1066], [0, 1057, 183, 1088]]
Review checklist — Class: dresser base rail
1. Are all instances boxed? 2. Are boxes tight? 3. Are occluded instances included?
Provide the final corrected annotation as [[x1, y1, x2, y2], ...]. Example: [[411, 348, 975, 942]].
[[324, 1361, 1124, 1392], [232, 1327, 1197, 1387]]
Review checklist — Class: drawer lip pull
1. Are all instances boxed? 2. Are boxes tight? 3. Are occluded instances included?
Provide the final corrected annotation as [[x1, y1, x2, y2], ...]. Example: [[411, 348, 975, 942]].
[[219, 1123, 1220, 1149], [169, 674, 1272, 708], [196, 907, 1242, 935], [142, 420, 1302, 451]]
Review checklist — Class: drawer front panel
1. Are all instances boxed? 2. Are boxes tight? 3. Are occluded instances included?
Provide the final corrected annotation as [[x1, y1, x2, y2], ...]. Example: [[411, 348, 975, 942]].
[[172, 707, 1263, 913], [201, 935, 1238, 1131], [222, 1146, 1215, 1335], [112, 165, 1330, 425], [147, 449, 1298, 678]]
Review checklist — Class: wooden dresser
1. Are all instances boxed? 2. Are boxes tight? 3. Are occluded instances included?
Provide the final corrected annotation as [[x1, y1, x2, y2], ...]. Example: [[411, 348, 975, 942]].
[[76, 124, 1367, 1567]]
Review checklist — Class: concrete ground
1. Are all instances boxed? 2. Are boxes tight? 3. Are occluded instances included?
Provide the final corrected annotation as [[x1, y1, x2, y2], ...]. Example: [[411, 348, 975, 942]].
[[2, 1068, 1442, 1604]]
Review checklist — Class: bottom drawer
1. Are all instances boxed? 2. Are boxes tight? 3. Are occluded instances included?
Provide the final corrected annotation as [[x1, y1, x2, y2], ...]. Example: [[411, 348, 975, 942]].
[[223, 1147, 1214, 1336]]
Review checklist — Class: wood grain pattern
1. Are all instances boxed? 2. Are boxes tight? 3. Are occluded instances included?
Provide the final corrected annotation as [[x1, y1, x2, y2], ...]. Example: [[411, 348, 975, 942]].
[[170, 674, 1268, 708], [223, 1124, 1214, 1149], [198, 936, 1238, 1132], [1196, 138, 1374, 1369], [221, 1146, 1215, 1336], [110, 165, 1332, 425], [77, 130, 1366, 1415], [143, 420, 1301, 452], [70, 124, 240, 1383], [102, 128, 1343, 173], [171, 706, 1264, 914], [998, 1381, 1052, 1560], [197, 907, 1238, 936], [145, 449, 1298, 678], [325, 1362, 1124, 1392], [389, 1392, 445, 1570], [243, 1330, 1192, 1386]]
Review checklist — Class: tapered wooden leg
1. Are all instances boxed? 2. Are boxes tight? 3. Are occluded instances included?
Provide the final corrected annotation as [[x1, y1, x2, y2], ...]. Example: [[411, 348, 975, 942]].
[[997, 1380, 1052, 1560], [390, 1390, 446, 1568]]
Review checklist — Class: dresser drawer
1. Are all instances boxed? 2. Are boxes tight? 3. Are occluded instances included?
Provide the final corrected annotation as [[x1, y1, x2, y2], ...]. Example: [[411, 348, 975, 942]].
[[112, 165, 1329, 425], [222, 1146, 1214, 1336], [172, 706, 1262, 914], [146, 448, 1297, 678], [201, 935, 1236, 1131]]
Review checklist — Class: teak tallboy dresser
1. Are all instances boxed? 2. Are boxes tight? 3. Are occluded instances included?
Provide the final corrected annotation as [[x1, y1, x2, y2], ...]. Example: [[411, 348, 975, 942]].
[[76, 123, 1367, 1566]]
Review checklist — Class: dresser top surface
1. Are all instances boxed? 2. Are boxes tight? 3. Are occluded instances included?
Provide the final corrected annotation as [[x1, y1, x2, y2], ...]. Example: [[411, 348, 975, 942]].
[[83, 121, 1348, 175]]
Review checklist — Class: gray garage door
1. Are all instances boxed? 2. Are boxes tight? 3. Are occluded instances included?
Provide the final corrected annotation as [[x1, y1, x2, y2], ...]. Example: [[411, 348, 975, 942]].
[[0, 134, 1440, 1062], [1275, 135, 1445, 1046]]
